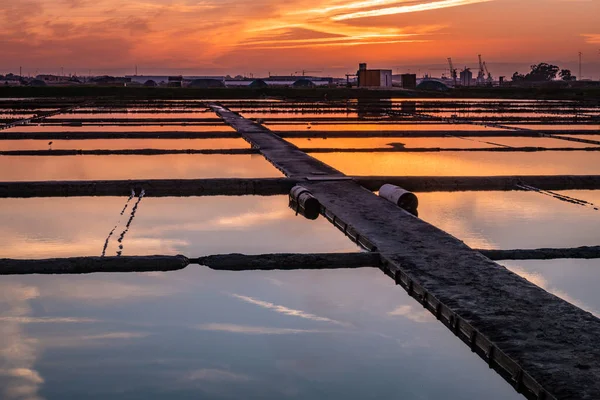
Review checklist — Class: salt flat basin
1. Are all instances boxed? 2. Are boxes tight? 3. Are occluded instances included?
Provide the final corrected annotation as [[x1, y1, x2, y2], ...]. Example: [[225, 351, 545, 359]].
[[417, 189, 600, 317], [0, 259, 519, 400], [417, 190, 600, 250], [474, 136, 599, 148], [501, 259, 600, 317], [0, 138, 250, 151], [46, 112, 218, 120], [506, 124, 600, 131], [314, 151, 600, 176], [0, 154, 281, 181], [288, 137, 498, 149], [3, 124, 235, 132], [563, 135, 600, 142], [241, 112, 361, 119], [0, 196, 357, 258], [266, 123, 506, 132]]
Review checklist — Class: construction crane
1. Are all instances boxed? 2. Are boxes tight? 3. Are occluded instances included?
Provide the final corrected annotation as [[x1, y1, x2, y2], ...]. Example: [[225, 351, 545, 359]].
[[483, 62, 493, 84], [447, 57, 457, 86], [477, 54, 486, 85], [294, 70, 323, 76]]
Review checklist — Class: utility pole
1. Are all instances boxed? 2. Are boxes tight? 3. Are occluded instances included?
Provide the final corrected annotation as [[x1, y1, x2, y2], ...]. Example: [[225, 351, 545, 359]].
[[578, 52, 582, 80]]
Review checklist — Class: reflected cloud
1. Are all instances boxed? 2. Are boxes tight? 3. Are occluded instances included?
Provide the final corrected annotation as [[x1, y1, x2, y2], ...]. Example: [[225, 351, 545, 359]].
[[0, 316, 97, 324], [231, 293, 350, 327], [196, 322, 336, 335], [387, 305, 432, 322], [41, 281, 177, 302], [507, 265, 599, 317], [212, 210, 289, 228], [0, 284, 44, 400], [186, 368, 251, 382]]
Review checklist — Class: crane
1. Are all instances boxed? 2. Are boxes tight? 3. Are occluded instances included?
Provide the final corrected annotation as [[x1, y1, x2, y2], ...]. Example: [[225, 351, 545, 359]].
[[483, 62, 493, 84], [294, 70, 323, 76], [477, 54, 486, 85], [447, 57, 457, 86]]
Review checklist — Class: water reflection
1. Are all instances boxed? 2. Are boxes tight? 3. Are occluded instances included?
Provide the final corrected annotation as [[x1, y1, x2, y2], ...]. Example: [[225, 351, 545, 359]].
[[289, 137, 497, 149], [0, 155, 280, 181], [5, 125, 235, 133], [417, 190, 600, 249], [0, 196, 357, 258], [266, 124, 505, 132], [501, 260, 600, 316], [315, 152, 600, 176], [0, 139, 250, 151], [0, 267, 521, 400]]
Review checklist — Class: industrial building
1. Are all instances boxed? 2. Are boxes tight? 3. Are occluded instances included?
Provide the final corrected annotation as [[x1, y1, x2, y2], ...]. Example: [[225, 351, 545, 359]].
[[357, 63, 392, 88], [400, 74, 417, 89], [460, 68, 473, 86]]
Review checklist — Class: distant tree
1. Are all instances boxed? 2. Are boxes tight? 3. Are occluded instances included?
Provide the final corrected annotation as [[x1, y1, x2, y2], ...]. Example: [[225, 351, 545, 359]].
[[511, 72, 526, 82], [511, 63, 559, 82], [559, 69, 575, 81], [528, 63, 559, 81]]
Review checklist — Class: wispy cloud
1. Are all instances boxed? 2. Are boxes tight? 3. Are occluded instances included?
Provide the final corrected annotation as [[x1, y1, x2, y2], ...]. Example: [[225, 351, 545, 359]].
[[332, 0, 492, 21], [230, 293, 349, 326], [387, 305, 431, 322], [185, 368, 251, 383], [196, 323, 335, 335], [581, 33, 600, 44]]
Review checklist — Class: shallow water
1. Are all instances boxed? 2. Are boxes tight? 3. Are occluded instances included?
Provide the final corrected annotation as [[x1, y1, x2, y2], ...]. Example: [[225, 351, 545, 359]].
[[0, 196, 356, 258], [0, 138, 250, 151], [502, 259, 600, 316], [0, 192, 523, 400], [266, 123, 505, 131], [288, 137, 499, 149], [417, 190, 600, 250], [463, 136, 599, 148], [314, 151, 600, 176], [0, 154, 281, 181], [4, 124, 235, 133], [0, 266, 521, 400], [506, 124, 600, 131]]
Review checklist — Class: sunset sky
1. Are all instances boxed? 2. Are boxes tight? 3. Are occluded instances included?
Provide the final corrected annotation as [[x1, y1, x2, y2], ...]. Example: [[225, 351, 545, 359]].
[[1, 0, 599, 77]]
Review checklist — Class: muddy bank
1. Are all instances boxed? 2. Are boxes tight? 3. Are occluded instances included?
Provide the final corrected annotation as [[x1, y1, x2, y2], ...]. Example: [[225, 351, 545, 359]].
[[479, 246, 600, 260], [194, 252, 380, 270], [0, 131, 240, 140], [0, 178, 297, 197], [0, 255, 189, 274], [356, 175, 600, 192], [0, 148, 258, 156]]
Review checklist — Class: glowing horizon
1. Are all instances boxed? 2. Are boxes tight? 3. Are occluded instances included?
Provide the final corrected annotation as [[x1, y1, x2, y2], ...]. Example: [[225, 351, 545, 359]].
[[1, 0, 599, 77]]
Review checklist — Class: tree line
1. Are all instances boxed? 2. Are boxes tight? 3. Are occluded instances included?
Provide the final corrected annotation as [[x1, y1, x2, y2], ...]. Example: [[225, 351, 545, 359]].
[[512, 63, 576, 82]]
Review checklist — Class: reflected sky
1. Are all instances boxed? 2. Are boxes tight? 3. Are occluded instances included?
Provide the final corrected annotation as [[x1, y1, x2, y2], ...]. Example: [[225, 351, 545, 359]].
[[506, 125, 600, 131], [315, 152, 600, 176], [0, 139, 250, 151], [267, 123, 505, 131], [289, 137, 497, 149], [501, 259, 600, 317], [0, 155, 280, 181], [0, 267, 521, 400], [46, 113, 215, 120], [470, 136, 598, 148], [4, 125, 235, 133], [566, 135, 600, 142], [417, 190, 600, 250], [0, 196, 356, 258]]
